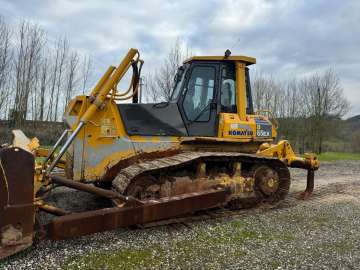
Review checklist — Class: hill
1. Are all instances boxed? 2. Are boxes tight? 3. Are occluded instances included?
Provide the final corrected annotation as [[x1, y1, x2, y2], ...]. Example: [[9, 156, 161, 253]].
[[346, 115, 360, 130]]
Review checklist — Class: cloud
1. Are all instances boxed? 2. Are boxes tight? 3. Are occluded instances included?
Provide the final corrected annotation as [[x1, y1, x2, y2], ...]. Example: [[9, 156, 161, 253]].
[[1, 0, 359, 115]]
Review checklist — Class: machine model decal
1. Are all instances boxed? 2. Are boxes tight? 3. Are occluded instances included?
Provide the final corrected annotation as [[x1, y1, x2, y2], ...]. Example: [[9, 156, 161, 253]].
[[255, 119, 272, 137], [228, 124, 253, 136]]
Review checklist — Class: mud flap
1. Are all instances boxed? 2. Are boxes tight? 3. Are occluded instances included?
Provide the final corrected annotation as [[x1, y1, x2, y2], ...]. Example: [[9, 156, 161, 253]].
[[0, 147, 35, 260]]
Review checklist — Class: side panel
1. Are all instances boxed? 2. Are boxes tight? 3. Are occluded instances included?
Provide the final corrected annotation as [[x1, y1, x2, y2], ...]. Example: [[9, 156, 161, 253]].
[[69, 99, 181, 181], [219, 113, 254, 139], [218, 113, 275, 142], [80, 136, 179, 181]]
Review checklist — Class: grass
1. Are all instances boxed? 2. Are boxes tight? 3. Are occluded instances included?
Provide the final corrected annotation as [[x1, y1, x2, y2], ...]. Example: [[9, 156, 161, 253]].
[[63, 247, 165, 270], [62, 221, 296, 270], [56, 201, 360, 270], [318, 152, 360, 161]]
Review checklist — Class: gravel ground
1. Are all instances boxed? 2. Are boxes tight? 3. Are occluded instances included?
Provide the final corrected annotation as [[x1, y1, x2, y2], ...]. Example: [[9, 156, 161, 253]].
[[1, 160, 360, 270]]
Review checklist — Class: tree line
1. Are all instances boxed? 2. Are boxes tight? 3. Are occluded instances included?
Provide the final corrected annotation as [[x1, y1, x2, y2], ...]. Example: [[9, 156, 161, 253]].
[[0, 16, 92, 124], [252, 70, 350, 153]]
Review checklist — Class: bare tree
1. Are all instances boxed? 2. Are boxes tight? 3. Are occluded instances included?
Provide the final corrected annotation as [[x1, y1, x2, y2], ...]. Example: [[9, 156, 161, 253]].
[[301, 69, 350, 153], [53, 37, 68, 121], [143, 72, 158, 103], [12, 21, 45, 125], [146, 38, 192, 102], [64, 51, 79, 107], [0, 17, 93, 122], [81, 54, 92, 94], [0, 16, 12, 119], [38, 56, 49, 120], [45, 37, 71, 121], [29, 57, 40, 120], [47, 41, 60, 121], [251, 72, 280, 114], [252, 68, 350, 153]]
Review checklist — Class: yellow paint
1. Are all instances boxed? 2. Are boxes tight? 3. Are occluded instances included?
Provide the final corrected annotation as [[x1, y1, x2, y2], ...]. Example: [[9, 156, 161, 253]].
[[82, 143, 180, 181], [90, 66, 116, 97], [236, 62, 247, 121], [81, 49, 138, 125], [257, 140, 320, 170], [218, 113, 275, 142], [65, 96, 180, 180], [32, 48, 319, 187], [59, 50, 280, 181], [81, 148, 135, 180], [28, 138, 40, 152], [184, 55, 256, 65], [70, 96, 180, 146], [35, 147, 49, 157], [217, 173, 254, 195], [218, 113, 253, 139], [66, 95, 88, 132]]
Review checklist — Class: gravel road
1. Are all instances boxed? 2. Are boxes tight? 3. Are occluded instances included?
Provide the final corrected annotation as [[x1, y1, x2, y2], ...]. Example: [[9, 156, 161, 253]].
[[1, 160, 360, 270]]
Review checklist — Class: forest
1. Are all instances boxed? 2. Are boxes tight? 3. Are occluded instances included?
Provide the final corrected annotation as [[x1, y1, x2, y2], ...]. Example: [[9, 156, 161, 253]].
[[0, 16, 92, 123]]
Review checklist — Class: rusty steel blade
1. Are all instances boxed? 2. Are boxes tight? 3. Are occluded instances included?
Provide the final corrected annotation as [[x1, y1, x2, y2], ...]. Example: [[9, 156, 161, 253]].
[[0, 147, 35, 260], [46, 189, 228, 240]]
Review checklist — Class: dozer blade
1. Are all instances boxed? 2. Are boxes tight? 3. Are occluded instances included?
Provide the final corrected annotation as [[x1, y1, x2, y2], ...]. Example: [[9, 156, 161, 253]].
[[0, 147, 35, 260], [45, 189, 228, 240]]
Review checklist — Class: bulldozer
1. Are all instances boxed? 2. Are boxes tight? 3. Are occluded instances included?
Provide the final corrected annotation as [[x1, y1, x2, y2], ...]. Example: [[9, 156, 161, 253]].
[[0, 48, 319, 259]]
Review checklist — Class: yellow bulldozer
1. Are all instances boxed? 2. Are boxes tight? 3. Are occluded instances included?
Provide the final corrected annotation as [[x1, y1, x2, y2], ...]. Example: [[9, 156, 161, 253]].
[[0, 48, 319, 259]]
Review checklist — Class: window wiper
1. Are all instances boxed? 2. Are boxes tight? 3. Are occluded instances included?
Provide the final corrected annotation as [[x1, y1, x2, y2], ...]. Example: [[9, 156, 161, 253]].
[[188, 103, 212, 125], [153, 101, 170, 108]]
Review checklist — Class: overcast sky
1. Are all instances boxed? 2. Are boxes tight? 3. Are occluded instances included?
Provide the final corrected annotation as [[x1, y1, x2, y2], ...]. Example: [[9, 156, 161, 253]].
[[1, 0, 359, 117]]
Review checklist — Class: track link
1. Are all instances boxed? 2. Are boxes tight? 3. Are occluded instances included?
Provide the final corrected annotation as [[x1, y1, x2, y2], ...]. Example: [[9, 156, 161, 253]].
[[112, 151, 290, 203]]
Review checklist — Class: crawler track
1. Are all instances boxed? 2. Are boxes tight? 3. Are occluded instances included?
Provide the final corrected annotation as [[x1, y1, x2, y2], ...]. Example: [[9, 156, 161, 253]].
[[112, 151, 291, 204], [109, 151, 292, 229]]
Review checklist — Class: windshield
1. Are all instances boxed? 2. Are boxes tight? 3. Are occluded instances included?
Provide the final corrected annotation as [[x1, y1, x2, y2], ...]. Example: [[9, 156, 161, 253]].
[[170, 66, 187, 101]]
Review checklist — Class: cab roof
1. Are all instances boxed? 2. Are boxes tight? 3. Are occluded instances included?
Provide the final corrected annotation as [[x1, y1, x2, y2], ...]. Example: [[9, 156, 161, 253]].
[[183, 55, 256, 66]]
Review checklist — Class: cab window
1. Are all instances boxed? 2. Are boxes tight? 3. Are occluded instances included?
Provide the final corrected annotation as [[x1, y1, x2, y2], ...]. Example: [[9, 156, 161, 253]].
[[182, 66, 215, 122], [220, 66, 236, 113]]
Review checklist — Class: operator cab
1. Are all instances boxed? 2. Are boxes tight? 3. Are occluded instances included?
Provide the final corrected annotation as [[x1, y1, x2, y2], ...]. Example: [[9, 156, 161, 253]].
[[172, 56, 255, 136], [118, 52, 257, 138]]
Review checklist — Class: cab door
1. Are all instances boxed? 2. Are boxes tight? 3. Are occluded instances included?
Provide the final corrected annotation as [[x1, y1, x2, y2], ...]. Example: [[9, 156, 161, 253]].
[[178, 63, 219, 137]]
